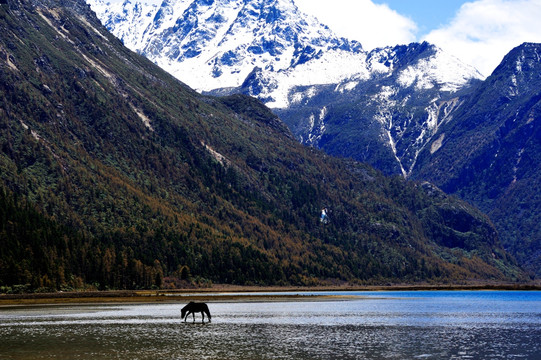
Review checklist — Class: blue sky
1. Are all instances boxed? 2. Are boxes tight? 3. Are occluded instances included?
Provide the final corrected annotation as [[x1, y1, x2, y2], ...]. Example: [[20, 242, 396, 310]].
[[104, 0, 541, 77], [372, 0, 468, 36]]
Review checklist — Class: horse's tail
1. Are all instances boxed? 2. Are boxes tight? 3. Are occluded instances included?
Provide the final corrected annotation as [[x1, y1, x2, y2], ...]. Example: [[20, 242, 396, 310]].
[[205, 304, 211, 321]]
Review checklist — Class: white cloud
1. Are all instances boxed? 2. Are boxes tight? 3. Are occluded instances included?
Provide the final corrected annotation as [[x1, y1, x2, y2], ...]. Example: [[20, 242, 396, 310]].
[[423, 0, 541, 77], [294, 0, 417, 51]]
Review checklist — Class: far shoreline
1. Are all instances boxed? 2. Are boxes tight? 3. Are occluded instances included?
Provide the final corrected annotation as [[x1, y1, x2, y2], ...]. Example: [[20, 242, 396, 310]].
[[1, 283, 540, 307]]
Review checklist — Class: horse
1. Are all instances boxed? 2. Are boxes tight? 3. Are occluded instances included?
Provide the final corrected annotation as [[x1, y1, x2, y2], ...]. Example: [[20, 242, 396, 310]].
[[181, 301, 211, 323]]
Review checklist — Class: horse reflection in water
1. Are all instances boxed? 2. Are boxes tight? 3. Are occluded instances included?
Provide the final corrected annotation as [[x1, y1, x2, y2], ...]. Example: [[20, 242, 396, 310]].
[[181, 302, 212, 323]]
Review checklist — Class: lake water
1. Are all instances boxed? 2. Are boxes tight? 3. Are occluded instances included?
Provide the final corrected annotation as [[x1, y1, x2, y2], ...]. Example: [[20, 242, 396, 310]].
[[1, 291, 540, 359]]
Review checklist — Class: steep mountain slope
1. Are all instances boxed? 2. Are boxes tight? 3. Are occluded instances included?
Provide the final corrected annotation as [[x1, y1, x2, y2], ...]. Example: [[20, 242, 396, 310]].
[[0, 0, 524, 291], [412, 43, 541, 277]]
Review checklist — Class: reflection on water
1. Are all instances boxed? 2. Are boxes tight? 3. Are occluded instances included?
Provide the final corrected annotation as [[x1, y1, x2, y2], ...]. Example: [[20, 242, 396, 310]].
[[1, 291, 540, 359]]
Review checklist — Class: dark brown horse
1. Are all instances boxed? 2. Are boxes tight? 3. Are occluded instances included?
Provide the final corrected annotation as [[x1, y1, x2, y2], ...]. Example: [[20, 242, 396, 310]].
[[181, 302, 211, 323]]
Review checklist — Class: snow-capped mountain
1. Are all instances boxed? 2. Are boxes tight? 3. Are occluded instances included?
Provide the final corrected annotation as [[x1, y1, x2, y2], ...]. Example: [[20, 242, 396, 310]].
[[89, 0, 481, 108], [90, 0, 160, 50], [276, 42, 483, 177], [88, 0, 482, 173], [89, 0, 371, 107]]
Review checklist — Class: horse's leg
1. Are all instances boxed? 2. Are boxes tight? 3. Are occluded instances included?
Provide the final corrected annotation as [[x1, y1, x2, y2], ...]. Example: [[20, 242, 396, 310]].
[[201, 311, 205, 323], [192, 312, 195, 322]]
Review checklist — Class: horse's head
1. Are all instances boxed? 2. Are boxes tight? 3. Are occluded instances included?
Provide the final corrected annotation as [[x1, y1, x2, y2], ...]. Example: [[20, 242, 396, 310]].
[[180, 302, 194, 319]]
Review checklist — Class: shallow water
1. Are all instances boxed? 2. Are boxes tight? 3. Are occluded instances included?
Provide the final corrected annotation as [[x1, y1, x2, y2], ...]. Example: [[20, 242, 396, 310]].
[[1, 291, 540, 359]]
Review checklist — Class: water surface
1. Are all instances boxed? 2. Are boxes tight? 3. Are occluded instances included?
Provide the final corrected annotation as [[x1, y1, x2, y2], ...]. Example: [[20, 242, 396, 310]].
[[1, 291, 540, 359]]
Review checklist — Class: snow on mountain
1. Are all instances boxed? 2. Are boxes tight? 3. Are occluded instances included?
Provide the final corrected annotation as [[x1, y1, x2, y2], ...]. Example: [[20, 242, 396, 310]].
[[87, 0, 483, 176], [89, 0, 160, 49], [88, 0, 481, 109], [395, 48, 481, 93], [88, 0, 371, 107], [276, 42, 483, 178]]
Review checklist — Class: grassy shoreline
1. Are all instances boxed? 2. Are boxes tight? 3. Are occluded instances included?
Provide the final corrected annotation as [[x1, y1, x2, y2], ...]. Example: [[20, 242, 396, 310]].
[[1, 283, 539, 306]]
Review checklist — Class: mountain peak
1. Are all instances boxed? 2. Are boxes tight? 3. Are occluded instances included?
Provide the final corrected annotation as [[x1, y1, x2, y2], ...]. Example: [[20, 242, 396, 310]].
[[470, 42, 541, 103], [496, 42, 541, 70], [88, 0, 367, 105], [389, 42, 482, 92], [89, 0, 481, 108], [491, 42, 541, 84]]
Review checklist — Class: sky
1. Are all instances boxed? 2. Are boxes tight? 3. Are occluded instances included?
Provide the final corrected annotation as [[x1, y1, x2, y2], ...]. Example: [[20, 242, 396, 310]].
[[107, 0, 541, 77]]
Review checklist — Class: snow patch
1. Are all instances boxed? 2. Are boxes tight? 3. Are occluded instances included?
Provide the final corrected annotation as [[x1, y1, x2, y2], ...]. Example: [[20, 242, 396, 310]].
[[306, 106, 327, 145], [290, 86, 318, 105], [308, 113, 315, 132], [386, 128, 406, 178], [527, 112, 535, 125], [319, 106, 328, 121], [398, 50, 481, 92], [335, 80, 359, 93], [512, 148, 525, 183]]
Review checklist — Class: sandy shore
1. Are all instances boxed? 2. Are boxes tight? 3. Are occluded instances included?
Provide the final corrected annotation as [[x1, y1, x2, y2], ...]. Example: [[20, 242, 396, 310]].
[[0, 291, 354, 306], [1, 283, 539, 306]]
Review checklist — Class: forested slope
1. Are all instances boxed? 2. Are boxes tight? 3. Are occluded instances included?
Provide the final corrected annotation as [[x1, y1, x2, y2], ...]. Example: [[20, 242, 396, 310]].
[[0, 0, 525, 291]]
